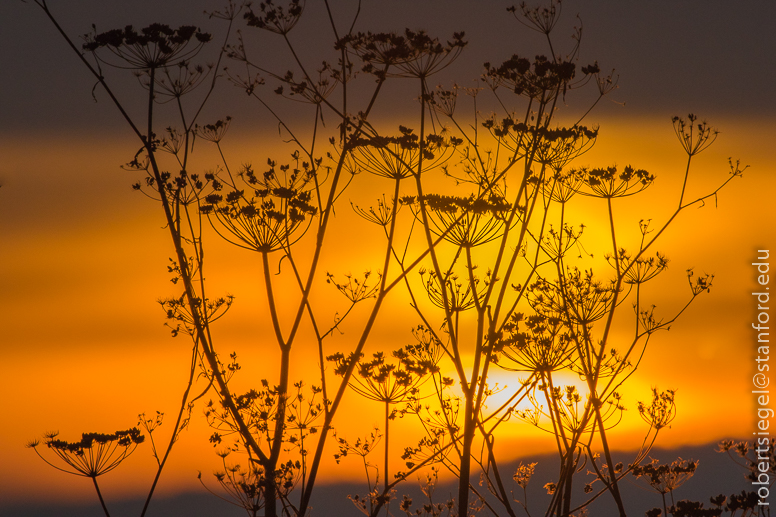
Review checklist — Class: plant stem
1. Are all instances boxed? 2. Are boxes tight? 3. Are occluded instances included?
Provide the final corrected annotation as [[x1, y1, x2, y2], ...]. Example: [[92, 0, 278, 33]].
[[91, 477, 111, 517]]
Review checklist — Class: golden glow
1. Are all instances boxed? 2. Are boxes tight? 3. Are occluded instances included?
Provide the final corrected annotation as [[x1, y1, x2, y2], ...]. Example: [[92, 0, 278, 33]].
[[2, 115, 773, 504]]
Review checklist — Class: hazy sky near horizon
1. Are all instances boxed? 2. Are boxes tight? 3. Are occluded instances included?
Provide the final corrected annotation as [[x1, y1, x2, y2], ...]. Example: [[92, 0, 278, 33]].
[[2, 0, 776, 512]]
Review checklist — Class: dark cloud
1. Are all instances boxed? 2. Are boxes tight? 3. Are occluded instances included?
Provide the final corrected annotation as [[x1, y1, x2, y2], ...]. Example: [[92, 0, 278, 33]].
[[2, 0, 774, 137]]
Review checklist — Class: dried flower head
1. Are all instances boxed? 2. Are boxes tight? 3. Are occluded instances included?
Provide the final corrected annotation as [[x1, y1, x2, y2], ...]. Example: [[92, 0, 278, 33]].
[[28, 428, 144, 478], [580, 165, 655, 198], [403, 193, 512, 248], [326, 271, 380, 303], [617, 252, 669, 285], [273, 65, 337, 105], [544, 169, 585, 204], [529, 268, 617, 325], [343, 347, 439, 405], [495, 313, 574, 373], [83, 24, 212, 69], [509, 0, 562, 35], [430, 84, 460, 117], [200, 159, 318, 253], [196, 116, 233, 144], [338, 29, 466, 79], [686, 269, 714, 296], [350, 127, 459, 180], [631, 458, 698, 495], [244, 0, 304, 35], [140, 60, 213, 100], [484, 54, 577, 100], [637, 388, 676, 430], [351, 195, 399, 227], [672, 114, 718, 156], [513, 461, 538, 489], [420, 269, 486, 313]]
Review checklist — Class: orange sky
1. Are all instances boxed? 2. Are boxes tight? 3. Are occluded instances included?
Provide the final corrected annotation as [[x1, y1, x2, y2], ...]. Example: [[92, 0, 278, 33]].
[[2, 0, 776, 512], [1, 115, 774, 505]]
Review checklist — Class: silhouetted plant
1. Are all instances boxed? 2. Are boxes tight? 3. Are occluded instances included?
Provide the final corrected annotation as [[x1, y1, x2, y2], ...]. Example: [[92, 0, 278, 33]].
[[27, 1, 747, 516], [334, 428, 386, 516], [632, 458, 699, 516], [27, 428, 144, 517], [327, 343, 440, 516], [398, 468, 455, 517]]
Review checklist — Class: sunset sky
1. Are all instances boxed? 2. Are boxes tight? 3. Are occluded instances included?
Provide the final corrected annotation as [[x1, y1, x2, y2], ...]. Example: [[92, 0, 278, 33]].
[[1, 0, 775, 514]]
